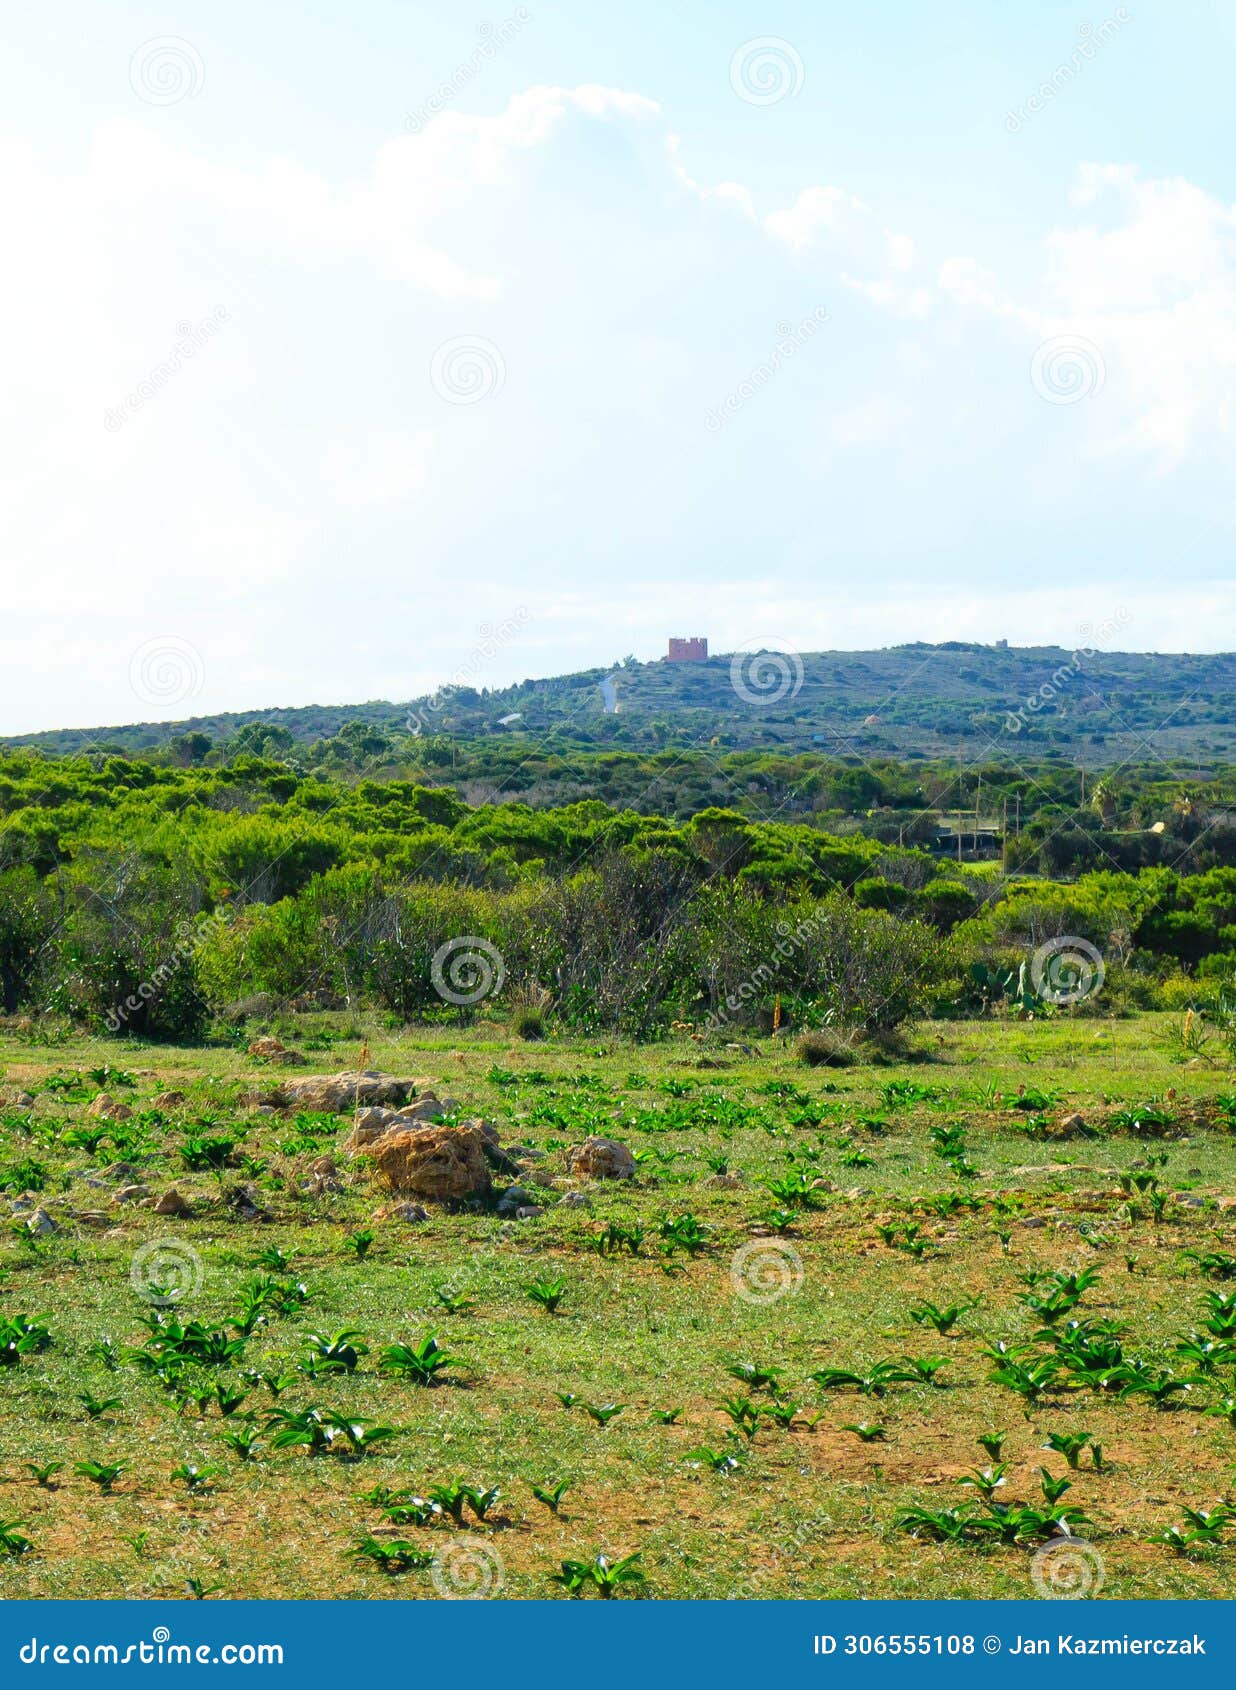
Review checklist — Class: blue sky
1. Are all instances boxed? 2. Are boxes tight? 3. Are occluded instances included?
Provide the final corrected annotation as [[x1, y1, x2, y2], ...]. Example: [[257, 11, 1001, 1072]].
[[3, 1, 1235, 732]]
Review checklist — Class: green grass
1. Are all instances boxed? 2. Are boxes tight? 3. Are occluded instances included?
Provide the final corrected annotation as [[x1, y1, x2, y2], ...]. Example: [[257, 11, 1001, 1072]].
[[2, 1011, 1236, 1599]]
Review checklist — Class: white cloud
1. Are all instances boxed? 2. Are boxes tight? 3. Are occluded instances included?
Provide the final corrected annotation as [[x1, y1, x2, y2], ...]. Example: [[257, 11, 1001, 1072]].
[[827, 397, 911, 447], [322, 430, 437, 508], [935, 168, 1236, 465]]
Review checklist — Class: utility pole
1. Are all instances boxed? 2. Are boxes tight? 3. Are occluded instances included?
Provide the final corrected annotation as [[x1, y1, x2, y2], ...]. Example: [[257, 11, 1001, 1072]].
[[975, 773, 982, 851]]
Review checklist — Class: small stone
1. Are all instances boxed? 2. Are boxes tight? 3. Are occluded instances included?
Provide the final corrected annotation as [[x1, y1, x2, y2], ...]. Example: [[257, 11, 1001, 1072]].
[[151, 1090, 187, 1110], [225, 1182, 270, 1221], [559, 1190, 591, 1209], [515, 1205, 544, 1220], [0, 1086, 34, 1109], [112, 1184, 150, 1204], [246, 1036, 306, 1066], [383, 1202, 430, 1224], [153, 1187, 191, 1216], [86, 1093, 133, 1123], [26, 1207, 58, 1235]]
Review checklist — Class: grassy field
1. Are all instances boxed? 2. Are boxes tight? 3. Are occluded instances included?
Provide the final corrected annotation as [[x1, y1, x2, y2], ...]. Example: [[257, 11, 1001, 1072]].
[[2, 1011, 1236, 1601]]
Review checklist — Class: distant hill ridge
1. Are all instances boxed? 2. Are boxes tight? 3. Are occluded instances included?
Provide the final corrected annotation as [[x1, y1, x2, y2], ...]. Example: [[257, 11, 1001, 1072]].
[[7, 642, 1236, 765]]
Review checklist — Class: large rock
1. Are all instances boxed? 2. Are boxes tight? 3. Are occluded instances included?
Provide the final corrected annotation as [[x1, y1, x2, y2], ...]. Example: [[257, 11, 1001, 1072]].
[[368, 1123, 492, 1202], [269, 1070, 419, 1113], [565, 1136, 636, 1181]]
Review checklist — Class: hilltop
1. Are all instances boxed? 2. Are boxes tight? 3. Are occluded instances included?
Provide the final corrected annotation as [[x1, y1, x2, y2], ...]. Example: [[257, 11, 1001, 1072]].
[[6, 642, 1236, 767]]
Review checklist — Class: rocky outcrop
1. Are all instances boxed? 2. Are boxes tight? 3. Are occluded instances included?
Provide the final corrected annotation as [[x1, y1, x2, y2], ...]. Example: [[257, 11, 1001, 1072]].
[[262, 1070, 420, 1113]]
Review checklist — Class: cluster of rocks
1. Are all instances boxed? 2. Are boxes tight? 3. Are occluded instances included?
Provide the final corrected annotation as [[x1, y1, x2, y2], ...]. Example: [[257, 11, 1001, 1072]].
[[324, 1074, 639, 1207], [5, 1066, 640, 1231], [343, 1085, 498, 1203], [246, 1036, 306, 1067]]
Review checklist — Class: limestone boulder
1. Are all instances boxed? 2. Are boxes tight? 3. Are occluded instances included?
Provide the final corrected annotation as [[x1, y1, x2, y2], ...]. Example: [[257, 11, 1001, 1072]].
[[368, 1122, 492, 1202], [346, 1106, 401, 1152], [275, 1070, 418, 1113], [564, 1136, 636, 1181]]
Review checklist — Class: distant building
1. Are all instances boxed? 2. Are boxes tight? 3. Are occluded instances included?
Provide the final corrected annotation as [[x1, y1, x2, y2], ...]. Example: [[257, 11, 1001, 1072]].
[[667, 636, 708, 662]]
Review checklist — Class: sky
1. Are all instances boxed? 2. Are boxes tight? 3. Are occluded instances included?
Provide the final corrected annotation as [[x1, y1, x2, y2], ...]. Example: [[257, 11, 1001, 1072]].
[[3, 0, 1236, 734]]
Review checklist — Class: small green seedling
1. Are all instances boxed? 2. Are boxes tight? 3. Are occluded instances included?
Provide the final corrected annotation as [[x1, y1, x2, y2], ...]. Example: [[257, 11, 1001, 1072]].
[[530, 1479, 571, 1516], [526, 1277, 568, 1314]]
